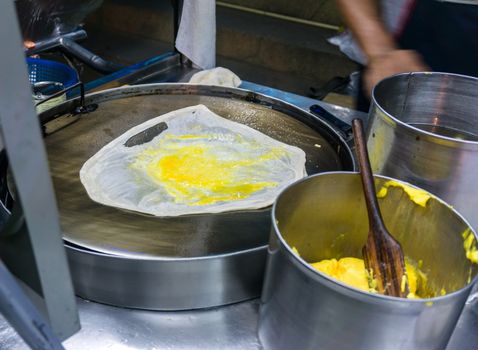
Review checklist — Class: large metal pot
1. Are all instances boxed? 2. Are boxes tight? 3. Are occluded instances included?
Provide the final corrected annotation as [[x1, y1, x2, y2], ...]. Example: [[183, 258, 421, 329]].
[[259, 172, 478, 350], [367, 72, 478, 230]]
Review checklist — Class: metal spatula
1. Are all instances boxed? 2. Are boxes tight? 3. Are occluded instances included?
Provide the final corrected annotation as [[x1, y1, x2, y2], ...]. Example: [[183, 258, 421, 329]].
[[352, 119, 408, 297]]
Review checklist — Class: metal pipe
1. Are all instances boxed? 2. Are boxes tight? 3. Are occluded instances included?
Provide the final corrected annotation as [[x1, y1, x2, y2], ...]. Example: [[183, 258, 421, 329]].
[[216, 1, 341, 31], [0, 261, 64, 350], [25, 30, 87, 56], [59, 37, 124, 74]]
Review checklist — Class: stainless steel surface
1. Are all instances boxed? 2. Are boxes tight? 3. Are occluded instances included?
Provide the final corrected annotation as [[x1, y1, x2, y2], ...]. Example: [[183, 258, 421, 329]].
[[66, 243, 266, 310], [1, 297, 262, 350], [0, 0, 79, 341], [87, 53, 190, 93], [1, 293, 477, 350], [41, 83, 354, 309], [0, 84, 477, 349], [259, 172, 478, 350], [367, 72, 478, 231], [241, 81, 367, 133], [45, 83, 353, 257]]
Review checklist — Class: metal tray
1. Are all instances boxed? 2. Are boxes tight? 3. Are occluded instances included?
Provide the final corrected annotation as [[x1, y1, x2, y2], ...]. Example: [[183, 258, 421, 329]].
[[40, 83, 354, 309]]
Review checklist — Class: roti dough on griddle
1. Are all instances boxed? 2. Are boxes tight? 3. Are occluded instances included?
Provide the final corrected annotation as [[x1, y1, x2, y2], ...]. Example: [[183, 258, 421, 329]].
[[80, 104, 306, 217]]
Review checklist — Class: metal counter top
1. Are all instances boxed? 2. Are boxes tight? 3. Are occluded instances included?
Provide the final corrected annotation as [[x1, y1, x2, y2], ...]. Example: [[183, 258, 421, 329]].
[[2, 289, 478, 350], [1, 83, 477, 350], [1, 297, 261, 350]]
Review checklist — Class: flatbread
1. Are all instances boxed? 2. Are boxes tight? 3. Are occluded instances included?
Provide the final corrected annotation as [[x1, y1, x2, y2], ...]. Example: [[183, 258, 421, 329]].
[[80, 104, 306, 217], [189, 67, 242, 87]]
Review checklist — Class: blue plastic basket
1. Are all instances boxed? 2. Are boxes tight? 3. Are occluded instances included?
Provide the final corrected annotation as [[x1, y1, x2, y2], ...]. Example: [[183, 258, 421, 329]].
[[27, 58, 78, 88]]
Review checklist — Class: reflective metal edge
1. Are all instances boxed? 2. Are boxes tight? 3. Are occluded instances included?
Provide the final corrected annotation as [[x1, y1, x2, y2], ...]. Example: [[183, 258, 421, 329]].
[[65, 242, 267, 310]]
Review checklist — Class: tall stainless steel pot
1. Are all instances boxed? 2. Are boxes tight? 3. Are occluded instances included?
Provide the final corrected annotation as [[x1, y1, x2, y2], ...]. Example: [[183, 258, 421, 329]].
[[259, 172, 478, 350], [367, 72, 478, 230]]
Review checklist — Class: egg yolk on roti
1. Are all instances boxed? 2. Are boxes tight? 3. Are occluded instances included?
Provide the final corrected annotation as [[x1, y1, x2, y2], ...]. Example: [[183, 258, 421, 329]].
[[132, 134, 285, 205]]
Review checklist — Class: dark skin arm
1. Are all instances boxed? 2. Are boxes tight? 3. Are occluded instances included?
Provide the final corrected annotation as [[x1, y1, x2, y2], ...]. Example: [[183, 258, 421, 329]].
[[336, 0, 429, 96]]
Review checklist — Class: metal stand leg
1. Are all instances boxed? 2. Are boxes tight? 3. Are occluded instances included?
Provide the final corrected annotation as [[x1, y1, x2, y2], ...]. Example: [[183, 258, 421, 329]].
[[0, 0, 79, 341], [0, 261, 64, 350]]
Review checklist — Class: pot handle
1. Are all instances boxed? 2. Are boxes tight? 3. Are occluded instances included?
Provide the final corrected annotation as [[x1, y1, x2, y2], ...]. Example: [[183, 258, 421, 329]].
[[309, 104, 352, 140]]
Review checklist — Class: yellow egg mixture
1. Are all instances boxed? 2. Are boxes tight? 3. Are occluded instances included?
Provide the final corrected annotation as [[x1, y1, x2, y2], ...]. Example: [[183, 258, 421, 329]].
[[379, 181, 478, 265], [376, 180, 431, 207], [131, 133, 285, 205], [311, 257, 426, 298], [463, 228, 478, 264], [291, 181, 448, 298], [289, 181, 478, 298]]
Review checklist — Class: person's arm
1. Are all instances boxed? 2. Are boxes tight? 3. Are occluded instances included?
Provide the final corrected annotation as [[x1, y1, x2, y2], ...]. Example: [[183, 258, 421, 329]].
[[336, 0, 396, 58], [336, 0, 429, 96]]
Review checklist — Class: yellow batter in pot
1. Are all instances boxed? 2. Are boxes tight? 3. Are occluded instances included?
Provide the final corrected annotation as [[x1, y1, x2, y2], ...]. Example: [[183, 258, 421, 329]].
[[289, 177, 477, 298], [292, 180, 438, 299], [310, 257, 424, 298], [376, 180, 431, 207]]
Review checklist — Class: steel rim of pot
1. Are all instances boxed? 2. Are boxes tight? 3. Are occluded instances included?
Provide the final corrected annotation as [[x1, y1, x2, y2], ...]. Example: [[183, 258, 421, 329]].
[[371, 71, 478, 147], [66, 242, 266, 262]]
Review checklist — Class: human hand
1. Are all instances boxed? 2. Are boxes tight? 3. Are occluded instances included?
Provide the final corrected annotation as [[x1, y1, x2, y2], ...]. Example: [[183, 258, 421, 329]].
[[364, 50, 429, 97], [24, 40, 35, 49]]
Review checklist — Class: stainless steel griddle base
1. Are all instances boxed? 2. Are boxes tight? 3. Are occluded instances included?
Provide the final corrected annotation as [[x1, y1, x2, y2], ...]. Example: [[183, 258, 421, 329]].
[[40, 83, 354, 310]]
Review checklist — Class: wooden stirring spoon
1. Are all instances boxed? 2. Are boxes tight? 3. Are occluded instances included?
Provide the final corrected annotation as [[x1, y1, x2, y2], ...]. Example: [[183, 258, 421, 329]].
[[352, 119, 408, 297]]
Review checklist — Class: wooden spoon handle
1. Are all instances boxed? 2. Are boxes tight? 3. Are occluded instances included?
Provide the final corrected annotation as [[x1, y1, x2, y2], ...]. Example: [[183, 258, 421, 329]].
[[352, 119, 386, 233]]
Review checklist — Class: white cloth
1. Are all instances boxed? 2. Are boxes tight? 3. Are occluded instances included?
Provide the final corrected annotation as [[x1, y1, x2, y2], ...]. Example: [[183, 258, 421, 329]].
[[175, 0, 216, 69], [189, 67, 242, 87]]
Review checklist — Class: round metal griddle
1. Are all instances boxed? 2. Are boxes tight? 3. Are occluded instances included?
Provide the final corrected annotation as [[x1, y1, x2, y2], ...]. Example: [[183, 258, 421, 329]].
[[40, 84, 354, 310]]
